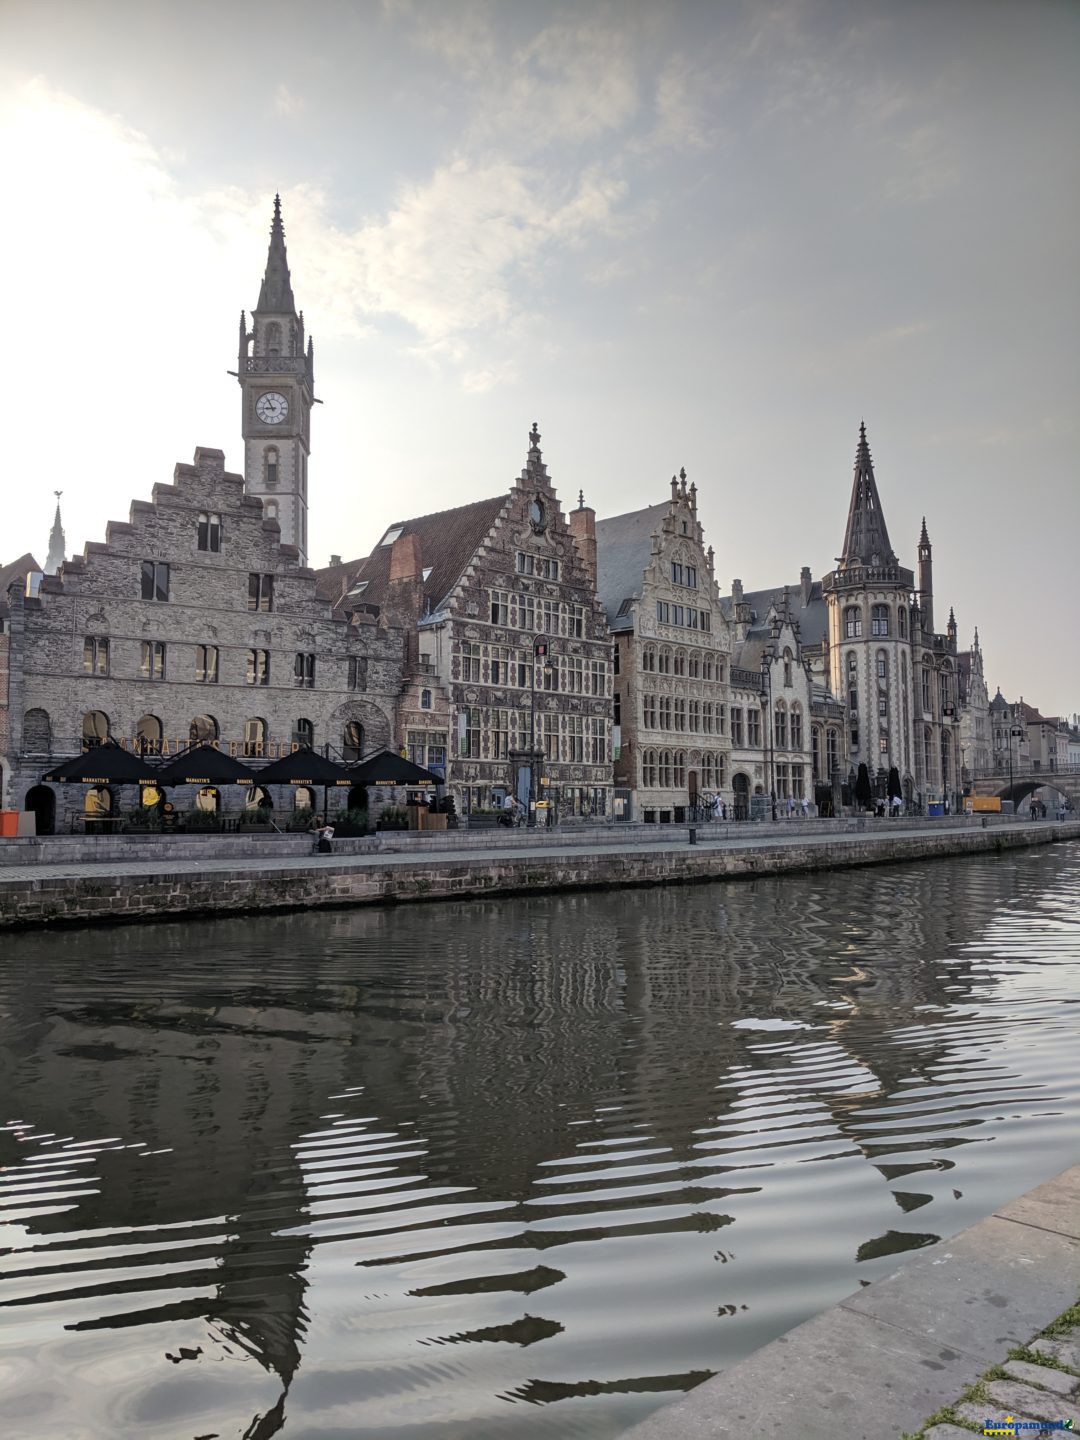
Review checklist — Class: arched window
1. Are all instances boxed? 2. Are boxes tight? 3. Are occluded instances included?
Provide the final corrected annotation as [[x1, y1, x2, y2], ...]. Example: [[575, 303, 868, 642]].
[[136, 714, 163, 755], [790, 704, 803, 750], [265, 320, 282, 356], [293, 717, 314, 748], [190, 715, 219, 745], [675, 751, 686, 787], [84, 785, 113, 816], [899, 605, 908, 639], [246, 785, 273, 810], [343, 721, 364, 763], [924, 727, 933, 782], [673, 649, 687, 677], [23, 708, 52, 754], [82, 710, 110, 750], [871, 604, 890, 637], [196, 786, 219, 813], [421, 688, 433, 710], [827, 728, 839, 776], [717, 753, 726, 787], [265, 447, 279, 487], [774, 701, 787, 749], [688, 651, 701, 679], [783, 648, 793, 687], [658, 647, 672, 675], [642, 645, 656, 673], [812, 726, 822, 779], [701, 752, 714, 789], [844, 605, 862, 639], [295, 786, 316, 811], [703, 655, 715, 681], [244, 718, 267, 758], [660, 750, 673, 788]]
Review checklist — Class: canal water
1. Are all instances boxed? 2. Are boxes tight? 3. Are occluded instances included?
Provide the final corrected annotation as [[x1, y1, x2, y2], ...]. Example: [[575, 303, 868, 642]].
[[1, 845, 1079, 1439]]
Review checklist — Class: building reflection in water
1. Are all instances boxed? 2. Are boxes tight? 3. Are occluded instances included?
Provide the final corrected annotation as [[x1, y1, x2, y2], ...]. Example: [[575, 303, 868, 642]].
[[1, 845, 1078, 1438]]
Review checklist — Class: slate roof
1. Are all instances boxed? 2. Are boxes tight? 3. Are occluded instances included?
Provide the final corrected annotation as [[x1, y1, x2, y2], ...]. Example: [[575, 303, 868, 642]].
[[838, 422, 898, 567], [594, 502, 669, 629], [0, 552, 40, 606], [315, 495, 508, 617], [719, 581, 830, 648]]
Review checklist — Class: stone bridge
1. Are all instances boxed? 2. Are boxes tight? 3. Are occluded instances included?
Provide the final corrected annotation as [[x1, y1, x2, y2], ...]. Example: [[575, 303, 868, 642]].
[[971, 764, 1080, 809]]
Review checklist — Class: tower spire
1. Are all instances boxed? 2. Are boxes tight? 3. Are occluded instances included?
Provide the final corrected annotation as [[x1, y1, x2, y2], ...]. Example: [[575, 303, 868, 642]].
[[45, 490, 66, 575], [257, 193, 296, 313], [838, 422, 896, 568]]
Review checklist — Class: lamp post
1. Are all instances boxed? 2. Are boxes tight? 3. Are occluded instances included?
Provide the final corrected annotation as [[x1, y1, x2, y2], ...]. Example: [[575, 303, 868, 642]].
[[528, 636, 553, 828], [761, 656, 776, 821]]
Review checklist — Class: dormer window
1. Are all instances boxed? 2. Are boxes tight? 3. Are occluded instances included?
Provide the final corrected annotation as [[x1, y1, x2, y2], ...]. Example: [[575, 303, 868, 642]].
[[380, 526, 404, 546]]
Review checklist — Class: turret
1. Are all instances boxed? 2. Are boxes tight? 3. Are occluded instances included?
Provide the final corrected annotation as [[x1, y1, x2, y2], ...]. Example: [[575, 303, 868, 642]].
[[45, 491, 66, 575], [947, 605, 957, 651], [837, 422, 898, 571], [917, 517, 934, 634]]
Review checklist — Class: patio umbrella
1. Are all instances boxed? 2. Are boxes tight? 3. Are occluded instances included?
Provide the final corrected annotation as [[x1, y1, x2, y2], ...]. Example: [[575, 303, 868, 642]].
[[257, 748, 353, 786], [349, 749, 441, 787], [887, 766, 903, 800], [158, 745, 255, 786], [855, 763, 874, 811], [44, 744, 161, 786]]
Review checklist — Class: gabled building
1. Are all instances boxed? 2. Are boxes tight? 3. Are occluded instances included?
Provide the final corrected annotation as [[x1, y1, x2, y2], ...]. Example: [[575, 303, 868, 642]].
[[595, 471, 732, 822], [318, 426, 613, 819], [957, 628, 991, 783]]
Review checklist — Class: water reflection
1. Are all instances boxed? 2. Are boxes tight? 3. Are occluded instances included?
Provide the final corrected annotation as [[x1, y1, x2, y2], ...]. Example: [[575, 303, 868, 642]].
[[1, 845, 1079, 1438]]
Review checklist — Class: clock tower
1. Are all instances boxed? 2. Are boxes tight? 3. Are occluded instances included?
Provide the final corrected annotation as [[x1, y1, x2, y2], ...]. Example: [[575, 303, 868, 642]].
[[238, 195, 314, 564]]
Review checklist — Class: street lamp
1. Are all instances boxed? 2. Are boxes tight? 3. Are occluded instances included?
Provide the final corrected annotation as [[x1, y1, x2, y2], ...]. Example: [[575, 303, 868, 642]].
[[760, 656, 776, 821], [529, 635, 554, 827]]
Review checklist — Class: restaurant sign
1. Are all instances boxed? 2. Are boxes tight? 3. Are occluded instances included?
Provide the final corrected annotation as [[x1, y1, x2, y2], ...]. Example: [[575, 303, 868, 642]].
[[115, 737, 308, 759]]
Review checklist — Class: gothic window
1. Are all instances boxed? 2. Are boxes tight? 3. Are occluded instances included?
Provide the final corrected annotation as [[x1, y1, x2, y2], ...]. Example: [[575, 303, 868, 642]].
[[674, 649, 687, 677], [642, 692, 657, 729], [196, 645, 219, 684], [343, 721, 364, 762], [747, 709, 761, 747], [246, 649, 270, 686], [348, 656, 368, 691], [783, 648, 793, 687], [293, 718, 314, 747], [136, 714, 163, 755], [844, 605, 862, 639], [642, 645, 656, 673], [899, 605, 908, 638], [688, 652, 701, 679], [82, 710, 110, 749], [140, 641, 166, 681], [659, 696, 673, 730], [265, 448, 279, 487], [774, 702, 788, 749], [675, 750, 686, 787], [190, 715, 219, 745], [658, 647, 672, 675], [23, 708, 52, 753], [244, 718, 268, 757], [295, 787, 316, 811], [731, 707, 744, 746], [196, 786, 219, 813], [265, 321, 282, 356], [847, 652, 859, 715], [790, 705, 803, 750], [674, 697, 687, 731], [812, 726, 822, 780], [421, 688, 432, 710], [921, 668, 932, 712], [197, 512, 222, 552], [294, 652, 315, 688], [248, 573, 274, 612], [83, 636, 109, 676], [703, 656, 715, 682], [660, 750, 673, 788], [871, 604, 890, 637], [141, 560, 170, 602]]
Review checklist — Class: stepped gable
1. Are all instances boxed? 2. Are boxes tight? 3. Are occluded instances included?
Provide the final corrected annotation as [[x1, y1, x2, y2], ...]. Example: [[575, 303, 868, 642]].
[[594, 501, 670, 630], [316, 495, 507, 618]]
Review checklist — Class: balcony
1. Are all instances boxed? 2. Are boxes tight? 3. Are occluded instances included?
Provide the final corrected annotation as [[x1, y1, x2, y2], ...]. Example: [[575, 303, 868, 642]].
[[244, 356, 309, 376], [823, 564, 914, 592]]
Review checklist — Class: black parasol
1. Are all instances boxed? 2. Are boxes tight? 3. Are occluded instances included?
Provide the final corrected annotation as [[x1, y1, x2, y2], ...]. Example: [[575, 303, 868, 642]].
[[257, 747, 353, 786], [44, 744, 161, 786], [158, 745, 255, 786], [349, 749, 441, 788]]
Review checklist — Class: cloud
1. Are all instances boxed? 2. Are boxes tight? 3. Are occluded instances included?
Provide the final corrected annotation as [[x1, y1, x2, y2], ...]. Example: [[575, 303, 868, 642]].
[[274, 83, 305, 118]]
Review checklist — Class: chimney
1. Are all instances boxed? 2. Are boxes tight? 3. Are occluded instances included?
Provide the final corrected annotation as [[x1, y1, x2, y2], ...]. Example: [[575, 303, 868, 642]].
[[383, 531, 425, 665], [389, 532, 422, 584], [568, 491, 597, 590], [329, 553, 342, 566], [800, 565, 812, 606]]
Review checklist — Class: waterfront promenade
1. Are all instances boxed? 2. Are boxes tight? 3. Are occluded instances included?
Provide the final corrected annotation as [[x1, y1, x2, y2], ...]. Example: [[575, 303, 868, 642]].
[[1, 816, 1077, 929], [621, 1163, 1080, 1440]]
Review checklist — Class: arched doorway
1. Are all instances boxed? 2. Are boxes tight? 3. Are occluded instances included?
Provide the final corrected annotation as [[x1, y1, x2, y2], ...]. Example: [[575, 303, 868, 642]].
[[347, 784, 368, 815], [732, 773, 751, 821], [24, 785, 56, 836]]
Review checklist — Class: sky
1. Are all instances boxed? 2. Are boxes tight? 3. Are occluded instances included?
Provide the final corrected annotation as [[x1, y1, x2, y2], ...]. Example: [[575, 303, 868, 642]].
[[1, 0, 1077, 714]]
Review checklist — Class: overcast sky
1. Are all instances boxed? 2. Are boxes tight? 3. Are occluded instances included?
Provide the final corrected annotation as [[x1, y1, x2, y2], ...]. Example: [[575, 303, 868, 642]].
[[1, 0, 1077, 713]]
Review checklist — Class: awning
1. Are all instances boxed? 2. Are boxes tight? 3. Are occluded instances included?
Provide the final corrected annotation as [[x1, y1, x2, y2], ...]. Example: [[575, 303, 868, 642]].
[[348, 749, 442, 787], [158, 746, 256, 786], [44, 744, 161, 786], [256, 747, 353, 786]]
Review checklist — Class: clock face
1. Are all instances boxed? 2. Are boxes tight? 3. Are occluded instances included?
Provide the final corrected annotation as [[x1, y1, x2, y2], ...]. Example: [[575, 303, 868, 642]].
[[256, 391, 289, 425]]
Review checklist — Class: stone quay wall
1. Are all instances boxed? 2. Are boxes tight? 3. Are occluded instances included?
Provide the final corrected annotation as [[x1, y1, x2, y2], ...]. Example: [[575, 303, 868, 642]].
[[1, 820, 1077, 932]]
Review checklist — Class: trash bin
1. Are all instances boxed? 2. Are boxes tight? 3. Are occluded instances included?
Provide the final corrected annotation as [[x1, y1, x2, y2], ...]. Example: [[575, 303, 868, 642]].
[[927, 802, 944, 817]]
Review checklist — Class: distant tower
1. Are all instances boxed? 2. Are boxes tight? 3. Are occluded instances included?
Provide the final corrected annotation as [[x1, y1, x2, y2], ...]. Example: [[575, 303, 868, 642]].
[[45, 491, 66, 574], [917, 517, 934, 634], [238, 195, 315, 565], [823, 423, 916, 781]]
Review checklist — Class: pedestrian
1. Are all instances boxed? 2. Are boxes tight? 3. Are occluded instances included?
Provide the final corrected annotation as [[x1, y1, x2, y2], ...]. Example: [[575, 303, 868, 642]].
[[801, 796, 809, 819], [712, 793, 723, 823], [891, 793, 902, 819], [499, 791, 516, 827], [787, 796, 796, 819]]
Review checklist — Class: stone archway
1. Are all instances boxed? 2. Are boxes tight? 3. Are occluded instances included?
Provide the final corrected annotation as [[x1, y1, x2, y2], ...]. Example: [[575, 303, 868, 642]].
[[24, 785, 56, 836], [732, 773, 751, 821]]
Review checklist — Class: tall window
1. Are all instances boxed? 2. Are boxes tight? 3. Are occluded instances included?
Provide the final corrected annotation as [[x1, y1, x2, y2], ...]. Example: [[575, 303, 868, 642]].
[[140, 641, 166, 680], [674, 697, 687, 731], [747, 709, 761, 747], [265, 447, 279, 486], [643, 692, 658, 729], [566, 605, 585, 638], [783, 648, 793, 687], [460, 642, 481, 683], [703, 701, 715, 734], [343, 721, 364, 762], [82, 710, 110, 749], [731, 707, 744, 746], [265, 320, 282, 355], [790, 705, 803, 749], [136, 714, 163, 755], [589, 717, 607, 764], [812, 726, 822, 780], [847, 652, 859, 714], [827, 728, 839, 776], [659, 696, 672, 730], [195, 645, 219, 684], [244, 718, 267, 757], [247, 649, 270, 686], [293, 717, 314, 747], [420, 687, 432, 710], [141, 560, 169, 601], [876, 651, 888, 680], [673, 650, 687, 677], [197, 512, 222, 552], [248, 573, 274, 612], [642, 645, 656, 673], [871, 604, 890, 636], [190, 715, 219, 745], [542, 713, 559, 761], [774, 702, 788, 748], [294, 652, 315, 688], [83, 636, 109, 676], [921, 667, 932, 712], [566, 715, 584, 762], [899, 606, 908, 639], [590, 660, 606, 696], [348, 656, 368, 691], [490, 590, 509, 626], [491, 708, 509, 759], [844, 605, 862, 638]]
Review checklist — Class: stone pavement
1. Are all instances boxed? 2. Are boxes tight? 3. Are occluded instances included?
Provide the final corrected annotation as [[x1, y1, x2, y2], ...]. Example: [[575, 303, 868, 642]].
[[619, 1165, 1080, 1440]]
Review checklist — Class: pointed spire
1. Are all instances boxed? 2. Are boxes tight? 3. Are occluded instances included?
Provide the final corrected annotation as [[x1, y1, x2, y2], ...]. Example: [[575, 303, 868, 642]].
[[839, 422, 897, 568], [919, 515, 930, 547], [45, 490, 66, 575], [257, 193, 296, 313]]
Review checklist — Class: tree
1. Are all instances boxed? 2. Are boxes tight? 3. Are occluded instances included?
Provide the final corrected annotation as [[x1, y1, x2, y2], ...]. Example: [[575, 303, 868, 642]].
[[855, 763, 874, 811]]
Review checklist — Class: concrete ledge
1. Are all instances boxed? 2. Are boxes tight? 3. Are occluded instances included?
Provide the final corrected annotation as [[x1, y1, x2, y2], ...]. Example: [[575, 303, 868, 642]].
[[0, 820, 1077, 931], [619, 1164, 1080, 1439]]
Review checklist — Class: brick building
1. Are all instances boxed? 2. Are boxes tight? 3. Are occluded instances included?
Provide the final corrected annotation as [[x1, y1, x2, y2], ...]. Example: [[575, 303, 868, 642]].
[[317, 426, 613, 819]]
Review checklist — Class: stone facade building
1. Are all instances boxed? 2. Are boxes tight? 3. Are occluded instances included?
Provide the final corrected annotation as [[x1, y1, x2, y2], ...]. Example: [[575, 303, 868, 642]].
[[957, 629, 991, 784], [317, 426, 613, 819], [595, 472, 733, 822]]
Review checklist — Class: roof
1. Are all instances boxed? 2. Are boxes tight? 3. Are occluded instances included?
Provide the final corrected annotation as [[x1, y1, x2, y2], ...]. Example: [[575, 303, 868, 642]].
[[838, 422, 898, 568], [594, 501, 669, 628], [0, 552, 40, 599], [315, 494, 508, 616], [256, 195, 296, 313], [719, 581, 829, 648]]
